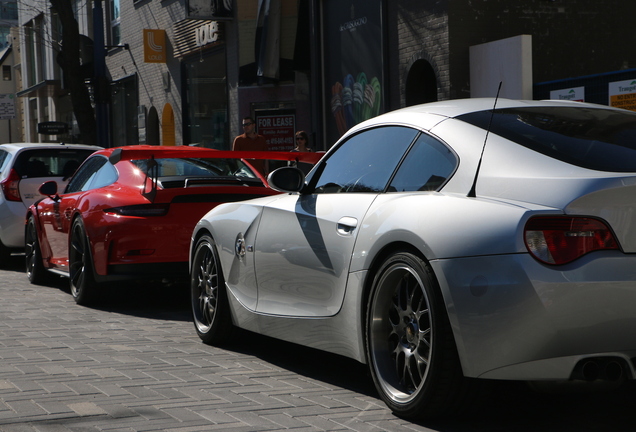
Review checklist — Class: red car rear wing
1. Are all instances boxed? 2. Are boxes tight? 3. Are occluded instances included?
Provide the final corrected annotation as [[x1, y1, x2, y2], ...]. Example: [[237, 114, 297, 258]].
[[108, 146, 324, 165]]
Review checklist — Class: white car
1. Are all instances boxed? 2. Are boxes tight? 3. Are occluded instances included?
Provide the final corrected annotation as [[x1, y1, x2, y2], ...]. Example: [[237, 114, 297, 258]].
[[0, 143, 101, 261], [188, 98, 636, 419]]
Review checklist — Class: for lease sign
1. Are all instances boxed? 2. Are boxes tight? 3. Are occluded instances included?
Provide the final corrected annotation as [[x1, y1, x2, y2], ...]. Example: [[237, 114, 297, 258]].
[[609, 79, 636, 112], [257, 114, 296, 151]]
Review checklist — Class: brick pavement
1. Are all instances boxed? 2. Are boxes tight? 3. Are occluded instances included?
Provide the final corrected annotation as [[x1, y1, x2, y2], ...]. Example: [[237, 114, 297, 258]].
[[0, 256, 432, 432], [3, 254, 636, 432]]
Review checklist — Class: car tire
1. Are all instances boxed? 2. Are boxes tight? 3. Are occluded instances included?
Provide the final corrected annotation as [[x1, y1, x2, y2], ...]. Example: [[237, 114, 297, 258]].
[[25, 216, 52, 285], [366, 251, 469, 419], [0, 238, 11, 263], [69, 218, 100, 305], [190, 234, 233, 345]]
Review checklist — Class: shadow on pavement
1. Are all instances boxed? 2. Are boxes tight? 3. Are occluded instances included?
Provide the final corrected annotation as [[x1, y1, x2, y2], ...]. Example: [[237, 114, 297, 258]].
[[222, 328, 377, 397], [2, 252, 191, 322], [217, 330, 636, 431], [418, 380, 636, 432]]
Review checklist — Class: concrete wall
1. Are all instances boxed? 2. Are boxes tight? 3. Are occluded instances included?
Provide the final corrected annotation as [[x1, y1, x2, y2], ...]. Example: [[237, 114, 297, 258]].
[[470, 35, 533, 99]]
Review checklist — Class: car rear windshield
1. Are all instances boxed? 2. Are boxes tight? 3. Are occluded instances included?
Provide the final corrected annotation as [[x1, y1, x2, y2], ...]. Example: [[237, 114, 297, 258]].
[[131, 158, 258, 178], [456, 106, 636, 172], [14, 149, 96, 178]]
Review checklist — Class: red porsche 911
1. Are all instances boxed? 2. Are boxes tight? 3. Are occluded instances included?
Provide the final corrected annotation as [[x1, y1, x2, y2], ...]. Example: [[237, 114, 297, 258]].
[[25, 145, 322, 305]]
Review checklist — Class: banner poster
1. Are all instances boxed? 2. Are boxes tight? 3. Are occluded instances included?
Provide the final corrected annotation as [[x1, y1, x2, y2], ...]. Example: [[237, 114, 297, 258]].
[[323, 0, 384, 146]]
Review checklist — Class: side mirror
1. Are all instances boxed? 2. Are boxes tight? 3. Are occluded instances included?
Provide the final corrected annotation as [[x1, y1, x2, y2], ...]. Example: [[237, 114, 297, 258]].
[[38, 181, 58, 197], [267, 166, 305, 193]]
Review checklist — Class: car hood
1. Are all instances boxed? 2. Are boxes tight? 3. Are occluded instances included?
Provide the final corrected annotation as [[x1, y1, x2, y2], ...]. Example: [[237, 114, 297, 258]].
[[564, 176, 636, 253]]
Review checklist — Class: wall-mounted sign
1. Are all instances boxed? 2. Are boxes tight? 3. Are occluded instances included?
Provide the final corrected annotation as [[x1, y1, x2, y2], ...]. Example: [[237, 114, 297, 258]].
[[37, 121, 69, 135], [550, 86, 584, 102], [143, 29, 166, 63], [0, 94, 15, 120], [609, 79, 636, 112], [173, 20, 224, 58], [256, 111, 296, 151], [195, 21, 219, 47]]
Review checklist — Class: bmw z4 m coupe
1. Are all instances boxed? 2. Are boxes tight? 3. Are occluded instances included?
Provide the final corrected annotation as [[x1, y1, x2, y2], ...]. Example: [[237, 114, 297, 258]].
[[188, 99, 636, 419]]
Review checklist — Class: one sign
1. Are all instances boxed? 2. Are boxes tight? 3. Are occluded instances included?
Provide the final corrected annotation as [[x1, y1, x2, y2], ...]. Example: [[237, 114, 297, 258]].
[[550, 87, 584, 102], [0, 93, 15, 120], [609, 79, 636, 112], [38, 121, 69, 135], [143, 29, 166, 63], [256, 112, 296, 151], [195, 21, 219, 47]]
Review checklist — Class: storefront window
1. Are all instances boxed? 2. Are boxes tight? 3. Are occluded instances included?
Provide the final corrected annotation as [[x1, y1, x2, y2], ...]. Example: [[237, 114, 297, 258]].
[[183, 49, 228, 149], [111, 76, 138, 147]]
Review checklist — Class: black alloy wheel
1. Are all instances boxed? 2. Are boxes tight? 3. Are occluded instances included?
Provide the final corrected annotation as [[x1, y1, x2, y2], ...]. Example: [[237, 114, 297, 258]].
[[69, 218, 99, 305], [25, 216, 52, 285], [191, 234, 233, 345], [366, 251, 469, 419]]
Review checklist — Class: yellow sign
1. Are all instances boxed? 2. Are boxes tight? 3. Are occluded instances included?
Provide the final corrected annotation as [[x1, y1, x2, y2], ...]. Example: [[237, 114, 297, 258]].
[[609, 79, 636, 112], [143, 29, 166, 63]]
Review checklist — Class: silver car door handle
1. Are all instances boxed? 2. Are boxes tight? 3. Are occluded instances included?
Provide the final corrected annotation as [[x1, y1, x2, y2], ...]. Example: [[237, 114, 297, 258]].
[[337, 216, 358, 235]]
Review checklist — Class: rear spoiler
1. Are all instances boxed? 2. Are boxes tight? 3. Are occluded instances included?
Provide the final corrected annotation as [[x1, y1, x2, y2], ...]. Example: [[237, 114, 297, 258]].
[[109, 147, 324, 165]]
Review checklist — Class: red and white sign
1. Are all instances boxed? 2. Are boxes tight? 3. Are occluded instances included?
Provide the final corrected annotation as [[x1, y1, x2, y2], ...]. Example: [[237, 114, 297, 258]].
[[256, 114, 296, 151]]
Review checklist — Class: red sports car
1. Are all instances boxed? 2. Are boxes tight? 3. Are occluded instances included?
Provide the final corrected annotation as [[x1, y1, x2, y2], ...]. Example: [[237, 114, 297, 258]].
[[25, 145, 322, 305]]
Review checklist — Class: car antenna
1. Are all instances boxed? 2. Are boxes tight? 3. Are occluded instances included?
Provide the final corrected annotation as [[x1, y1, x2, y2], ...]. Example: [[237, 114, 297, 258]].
[[467, 81, 502, 198]]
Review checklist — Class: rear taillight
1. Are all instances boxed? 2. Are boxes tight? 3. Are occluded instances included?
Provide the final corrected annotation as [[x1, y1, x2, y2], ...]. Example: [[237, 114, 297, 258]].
[[104, 204, 169, 217], [0, 168, 22, 202], [525, 216, 618, 265]]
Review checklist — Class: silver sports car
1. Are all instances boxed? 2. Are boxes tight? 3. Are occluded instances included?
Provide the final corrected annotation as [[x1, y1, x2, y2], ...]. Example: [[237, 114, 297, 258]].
[[189, 98, 636, 419]]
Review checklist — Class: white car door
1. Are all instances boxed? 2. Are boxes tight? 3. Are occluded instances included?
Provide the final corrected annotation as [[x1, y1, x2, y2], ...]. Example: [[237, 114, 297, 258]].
[[253, 125, 422, 317], [254, 193, 377, 317]]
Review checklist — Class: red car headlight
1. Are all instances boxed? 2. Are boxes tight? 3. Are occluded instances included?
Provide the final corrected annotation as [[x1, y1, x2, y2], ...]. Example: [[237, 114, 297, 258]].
[[524, 216, 619, 265], [104, 204, 169, 217]]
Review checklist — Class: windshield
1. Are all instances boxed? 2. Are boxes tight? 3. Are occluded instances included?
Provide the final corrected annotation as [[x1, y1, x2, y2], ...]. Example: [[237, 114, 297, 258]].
[[456, 106, 636, 172]]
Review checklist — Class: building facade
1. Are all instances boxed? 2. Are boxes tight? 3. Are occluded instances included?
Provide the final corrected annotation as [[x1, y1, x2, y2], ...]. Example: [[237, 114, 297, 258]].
[[0, 1, 19, 143], [14, 0, 636, 149]]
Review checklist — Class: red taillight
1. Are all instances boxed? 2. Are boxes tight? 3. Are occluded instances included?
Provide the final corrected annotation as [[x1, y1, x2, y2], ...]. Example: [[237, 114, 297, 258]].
[[525, 216, 618, 265], [104, 203, 169, 217], [0, 168, 22, 202]]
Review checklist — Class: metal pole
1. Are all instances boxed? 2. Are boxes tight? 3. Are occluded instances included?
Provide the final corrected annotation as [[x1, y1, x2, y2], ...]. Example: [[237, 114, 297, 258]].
[[93, 0, 110, 148]]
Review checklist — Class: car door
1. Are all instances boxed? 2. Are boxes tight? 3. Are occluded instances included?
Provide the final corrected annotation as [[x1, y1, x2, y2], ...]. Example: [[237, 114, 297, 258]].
[[40, 156, 109, 267], [253, 126, 420, 317]]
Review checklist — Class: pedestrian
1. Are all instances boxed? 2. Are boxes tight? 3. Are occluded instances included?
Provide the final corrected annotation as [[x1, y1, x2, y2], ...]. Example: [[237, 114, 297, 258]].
[[293, 131, 312, 152], [290, 130, 313, 175], [232, 116, 268, 175]]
